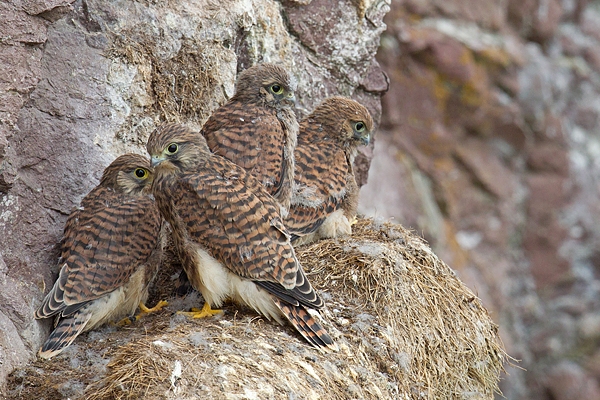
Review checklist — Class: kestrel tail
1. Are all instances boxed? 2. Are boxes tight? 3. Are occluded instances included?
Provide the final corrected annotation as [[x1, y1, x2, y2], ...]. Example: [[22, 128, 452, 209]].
[[285, 96, 374, 246], [200, 62, 299, 215], [148, 123, 335, 350], [34, 154, 165, 359]]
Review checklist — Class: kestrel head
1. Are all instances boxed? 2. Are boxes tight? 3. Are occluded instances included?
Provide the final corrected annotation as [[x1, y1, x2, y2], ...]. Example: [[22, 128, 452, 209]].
[[147, 123, 210, 172], [304, 96, 374, 147], [100, 153, 154, 195], [233, 63, 297, 109]]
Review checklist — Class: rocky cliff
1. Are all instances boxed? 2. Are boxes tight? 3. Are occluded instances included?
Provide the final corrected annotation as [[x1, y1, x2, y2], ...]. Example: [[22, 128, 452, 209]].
[[0, 0, 388, 390], [7, 0, 596, 398], [359, 0, 600, 398]]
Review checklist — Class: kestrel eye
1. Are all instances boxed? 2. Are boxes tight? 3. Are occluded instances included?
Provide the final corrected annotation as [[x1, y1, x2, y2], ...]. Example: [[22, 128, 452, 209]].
[[354, 122, 366, 132], [270, 84, 283, 94], [134, 168, 148, 179], [166, 143, 179, 154]]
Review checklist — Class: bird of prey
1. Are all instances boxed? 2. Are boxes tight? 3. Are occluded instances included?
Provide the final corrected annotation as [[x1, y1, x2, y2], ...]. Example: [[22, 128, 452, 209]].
[[285, 97, 374, 245], [148, 123, 334, 350], [35, 154, 165, 359], [201, 62, 298, 215]]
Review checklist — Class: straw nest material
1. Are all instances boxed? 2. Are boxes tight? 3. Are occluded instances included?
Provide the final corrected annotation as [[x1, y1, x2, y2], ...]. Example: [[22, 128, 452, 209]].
[[5, 218, 506, 399]]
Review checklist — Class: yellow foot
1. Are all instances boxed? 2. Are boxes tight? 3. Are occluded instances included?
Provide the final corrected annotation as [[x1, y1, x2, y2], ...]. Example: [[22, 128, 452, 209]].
[[350, 216, 358, 226], [176, 302, 223, 319], [115, 300, 169, 326], [115, 317, 134, 327], [139, 300, 169, 314]]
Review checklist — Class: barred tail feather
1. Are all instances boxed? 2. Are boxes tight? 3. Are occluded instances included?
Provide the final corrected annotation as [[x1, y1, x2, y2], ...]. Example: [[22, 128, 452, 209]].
[[34, 264, 69, 320], [38, 311, 92, 359], [272, 297, 336, 351]]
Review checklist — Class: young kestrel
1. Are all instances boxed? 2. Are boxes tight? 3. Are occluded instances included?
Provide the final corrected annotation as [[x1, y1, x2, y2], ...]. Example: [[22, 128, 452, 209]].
[[148, 123, 335, 350], [201, 63, 298, 215], [35, 154, 165, 359], [285, 97, 374, 245]]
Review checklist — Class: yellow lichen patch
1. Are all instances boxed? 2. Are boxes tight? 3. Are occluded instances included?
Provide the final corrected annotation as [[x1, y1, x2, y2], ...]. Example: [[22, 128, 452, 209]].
[[475, 47, 515, 70], [441, 219, 471, 272], [432, 72, 452, 112]]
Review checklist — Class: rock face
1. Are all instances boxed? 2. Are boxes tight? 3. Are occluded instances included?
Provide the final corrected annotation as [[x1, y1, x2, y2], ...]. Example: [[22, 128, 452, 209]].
[[0, 0, 388, 390], [359, 0, 600, 398]]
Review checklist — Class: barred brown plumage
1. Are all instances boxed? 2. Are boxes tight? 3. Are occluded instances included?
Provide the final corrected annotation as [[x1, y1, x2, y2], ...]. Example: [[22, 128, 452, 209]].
[[285, 97, 374, 245], [148, 123, 335, 350], [201, 63, 298, 215], [34, 153, 165, 359]]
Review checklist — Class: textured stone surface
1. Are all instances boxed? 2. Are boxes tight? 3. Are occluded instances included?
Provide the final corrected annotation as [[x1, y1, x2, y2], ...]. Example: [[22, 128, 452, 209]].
[[359, 0, 600, 398], [546, 361, 600, 400], [0, 0, 389, 390]]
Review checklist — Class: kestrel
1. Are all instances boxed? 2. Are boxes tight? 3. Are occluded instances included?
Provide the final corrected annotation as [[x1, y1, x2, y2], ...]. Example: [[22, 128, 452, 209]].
[[201, 62, 298, 215], [148, 123, 334, 350], [285, 97, 374, 245], [35, 154, 165, 359]]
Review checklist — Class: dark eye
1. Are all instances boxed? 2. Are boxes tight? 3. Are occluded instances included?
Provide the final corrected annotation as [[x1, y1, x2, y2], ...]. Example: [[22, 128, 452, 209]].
[[134, 168, 148, 179], [354, 122, 366, 132], [166, 143, 179, 154], [270, 84, 283, 94]]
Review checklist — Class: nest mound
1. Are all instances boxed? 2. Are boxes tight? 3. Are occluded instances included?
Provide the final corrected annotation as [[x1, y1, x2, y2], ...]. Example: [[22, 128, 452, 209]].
[[5, 218, 506, 399]]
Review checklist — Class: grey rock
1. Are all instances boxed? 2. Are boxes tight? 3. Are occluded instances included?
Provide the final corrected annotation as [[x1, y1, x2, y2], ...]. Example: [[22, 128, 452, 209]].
[[0, 0, 388, 391]]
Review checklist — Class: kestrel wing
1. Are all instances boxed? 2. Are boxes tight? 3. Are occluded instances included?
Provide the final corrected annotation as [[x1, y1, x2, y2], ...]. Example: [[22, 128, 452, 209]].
[[174, 163, 294, 283], [201, 104, 287, 196], [36, 186, 162, 318], [286, 142, 349, 236], [168, 156, 322, 309]]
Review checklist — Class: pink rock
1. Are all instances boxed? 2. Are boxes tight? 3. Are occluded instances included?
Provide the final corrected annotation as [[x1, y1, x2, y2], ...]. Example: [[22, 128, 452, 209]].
[[508, 0, 563, 42], [12, 0, 73, 16], [0, 3, 48, 44], [527, 143, 570, 176], [586, 348, 600, 379], [523, 174, 572, 289], [547, 362, 600, 400], [584, 47, 600, 74], [582, 6, 600, 42], [454, 137, 515, 200]]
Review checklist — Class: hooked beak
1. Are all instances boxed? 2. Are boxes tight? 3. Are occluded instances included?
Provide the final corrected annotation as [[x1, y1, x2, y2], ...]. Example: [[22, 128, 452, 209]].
[[360, 134, 371, 146], [151, 155, 166, 168], [354, 131, 371, 146], [283, 92, 296, 107]]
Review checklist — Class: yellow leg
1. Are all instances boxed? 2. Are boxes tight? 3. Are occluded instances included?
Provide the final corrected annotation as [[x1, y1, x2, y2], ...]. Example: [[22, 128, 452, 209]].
[[139, 300, 169, 314], [350, 216, 358, 226], [116, 300, 169, 326], [176, 302, 223, 319]]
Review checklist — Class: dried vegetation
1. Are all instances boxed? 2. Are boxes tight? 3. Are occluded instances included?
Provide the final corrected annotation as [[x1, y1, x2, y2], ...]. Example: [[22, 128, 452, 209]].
[[6, 218, 506, 399]]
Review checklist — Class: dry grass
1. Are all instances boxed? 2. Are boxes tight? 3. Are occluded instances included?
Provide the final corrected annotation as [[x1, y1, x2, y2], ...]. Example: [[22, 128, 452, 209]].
[[6, 218, 506, 399], [301, 218, 506, 398], [148, 43, 232, 123]]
